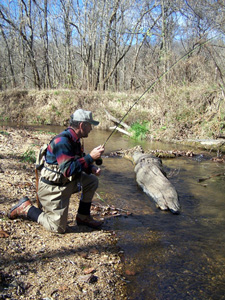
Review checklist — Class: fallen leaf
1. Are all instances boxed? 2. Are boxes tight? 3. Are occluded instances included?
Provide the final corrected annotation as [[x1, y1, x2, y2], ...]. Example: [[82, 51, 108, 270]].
[[77, 274, 97, 283], [125, 269, 136, 276], [84, 267, 95, 275], [0, 230, 9, 238]]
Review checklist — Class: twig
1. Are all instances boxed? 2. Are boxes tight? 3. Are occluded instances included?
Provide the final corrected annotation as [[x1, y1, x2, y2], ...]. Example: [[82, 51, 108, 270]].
[[198, 172, 225, 182]]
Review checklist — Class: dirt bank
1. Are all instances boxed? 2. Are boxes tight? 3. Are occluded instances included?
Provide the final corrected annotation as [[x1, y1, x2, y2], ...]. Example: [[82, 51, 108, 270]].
[[0, 89, 225, 153], [0, 126, 127, 300]]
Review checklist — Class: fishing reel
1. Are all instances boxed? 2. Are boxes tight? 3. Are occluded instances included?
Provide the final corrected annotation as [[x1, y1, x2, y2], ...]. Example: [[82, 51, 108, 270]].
[[95, 158, 103, 165], [82, 138, 103, 165]]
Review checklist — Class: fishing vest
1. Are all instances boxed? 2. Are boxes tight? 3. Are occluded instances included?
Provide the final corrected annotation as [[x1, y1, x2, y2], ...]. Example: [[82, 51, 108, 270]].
[[35, 131, 82, 185]]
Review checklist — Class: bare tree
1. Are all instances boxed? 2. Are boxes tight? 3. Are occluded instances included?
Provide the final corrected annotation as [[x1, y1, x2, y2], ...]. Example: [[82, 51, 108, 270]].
[[37, 0, 51, 88], [0, 24, 16, 88], [0, 0, 41, 89], [0, 0, 224, 91]]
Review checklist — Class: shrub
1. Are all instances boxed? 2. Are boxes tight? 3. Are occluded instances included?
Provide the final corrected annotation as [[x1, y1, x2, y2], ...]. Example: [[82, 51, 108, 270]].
[[130, 121, 149, 140], [21, 148, 36, 163]]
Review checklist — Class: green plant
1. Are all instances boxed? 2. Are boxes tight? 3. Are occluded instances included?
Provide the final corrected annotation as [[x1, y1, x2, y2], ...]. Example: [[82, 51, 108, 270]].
[[56, 110, 61, 116], [95, 192, 106, 203], [36, 115, 42, 123], [63, 97, 72, 105], [0, 131, 10, 136], [130, 120, 149, 140], [38, 130, 55, 135], [0, 114, 9, 121], [21, 148, 36, 163]]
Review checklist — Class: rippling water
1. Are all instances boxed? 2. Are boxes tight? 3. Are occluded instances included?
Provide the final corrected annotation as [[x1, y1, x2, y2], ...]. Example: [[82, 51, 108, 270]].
[[3, 123, 225, 299]]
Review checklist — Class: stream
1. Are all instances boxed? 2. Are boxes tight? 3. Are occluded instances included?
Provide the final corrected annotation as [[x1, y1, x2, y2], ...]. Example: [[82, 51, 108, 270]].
[[88, 129, 225, 300], [4, 123, 225, 299]]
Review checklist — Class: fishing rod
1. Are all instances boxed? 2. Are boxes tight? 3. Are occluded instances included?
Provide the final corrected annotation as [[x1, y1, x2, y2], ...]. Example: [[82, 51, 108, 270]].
[[96, 35, 219, 166]]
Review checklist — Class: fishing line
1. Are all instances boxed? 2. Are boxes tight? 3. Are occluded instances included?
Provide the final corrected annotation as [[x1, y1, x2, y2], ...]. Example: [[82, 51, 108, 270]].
[[102, 34, 219, 148]]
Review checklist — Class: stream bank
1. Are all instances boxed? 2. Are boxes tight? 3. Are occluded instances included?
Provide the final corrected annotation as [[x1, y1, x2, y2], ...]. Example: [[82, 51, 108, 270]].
[[1, 89, 225, 153], [0, 126, 127, 300]]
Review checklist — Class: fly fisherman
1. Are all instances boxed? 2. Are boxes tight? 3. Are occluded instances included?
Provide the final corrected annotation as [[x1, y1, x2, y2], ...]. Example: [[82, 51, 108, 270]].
[[8, 109, 105, 233]]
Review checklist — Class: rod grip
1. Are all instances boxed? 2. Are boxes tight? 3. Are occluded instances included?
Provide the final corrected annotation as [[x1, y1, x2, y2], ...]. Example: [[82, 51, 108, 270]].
[[95, 158, 103, 165]]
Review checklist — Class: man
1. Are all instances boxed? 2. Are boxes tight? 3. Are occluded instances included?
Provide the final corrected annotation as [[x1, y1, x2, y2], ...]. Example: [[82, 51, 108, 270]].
[[9, 109, 105, 233]]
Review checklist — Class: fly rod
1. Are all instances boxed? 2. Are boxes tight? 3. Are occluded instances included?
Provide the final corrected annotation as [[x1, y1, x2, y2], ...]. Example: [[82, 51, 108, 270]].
[[95, 35, 219, 165]]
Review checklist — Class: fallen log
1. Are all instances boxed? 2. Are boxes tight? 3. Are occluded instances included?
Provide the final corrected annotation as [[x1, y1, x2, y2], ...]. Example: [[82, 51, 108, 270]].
[[105, 109, 131, 130], [105, 108, 132, 136], [111, 146, 180, 214], [110, 147, 198, 159], [215, 134, 225, 139], [132, 152, 180, 214], [109, 126, 132, 137]]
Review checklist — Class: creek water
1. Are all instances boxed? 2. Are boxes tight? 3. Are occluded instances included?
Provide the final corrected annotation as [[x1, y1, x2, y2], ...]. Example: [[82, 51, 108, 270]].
[[3, 123, 225, 299], [87, 129, 225, 300]]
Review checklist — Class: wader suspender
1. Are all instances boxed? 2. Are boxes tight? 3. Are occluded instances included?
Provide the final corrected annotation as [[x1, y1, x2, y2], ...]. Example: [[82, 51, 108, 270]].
[[35, 168, 41, 208]]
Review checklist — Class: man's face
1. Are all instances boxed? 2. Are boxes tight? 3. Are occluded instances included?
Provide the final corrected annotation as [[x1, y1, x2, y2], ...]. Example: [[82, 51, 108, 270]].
[[80, 122, 92, 137]]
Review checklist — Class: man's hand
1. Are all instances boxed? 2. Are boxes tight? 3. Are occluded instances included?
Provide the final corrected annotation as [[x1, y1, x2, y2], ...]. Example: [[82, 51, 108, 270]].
[[90, 145, 104, 161], [91, 166, 101, 176]]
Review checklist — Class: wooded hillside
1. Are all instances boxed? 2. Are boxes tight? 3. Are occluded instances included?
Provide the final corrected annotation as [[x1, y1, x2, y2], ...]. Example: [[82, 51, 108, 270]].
[[0, 0, 225, 92]]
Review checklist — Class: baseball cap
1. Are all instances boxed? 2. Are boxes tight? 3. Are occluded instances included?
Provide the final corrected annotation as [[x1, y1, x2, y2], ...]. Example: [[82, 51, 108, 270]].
[[71, 109, 99, 126]]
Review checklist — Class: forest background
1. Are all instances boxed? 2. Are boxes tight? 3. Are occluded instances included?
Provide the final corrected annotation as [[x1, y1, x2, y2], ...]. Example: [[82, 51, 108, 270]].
[[0, 0, 225, 144]]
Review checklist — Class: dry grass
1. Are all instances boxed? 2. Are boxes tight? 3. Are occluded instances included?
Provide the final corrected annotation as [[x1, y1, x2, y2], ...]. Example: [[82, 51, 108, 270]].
[[0, 83, 224, 141]]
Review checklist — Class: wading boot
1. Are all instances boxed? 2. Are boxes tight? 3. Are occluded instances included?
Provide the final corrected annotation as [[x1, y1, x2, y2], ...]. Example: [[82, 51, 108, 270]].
[[9, 196, 32, 219], [76, 214, 104, 229]]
